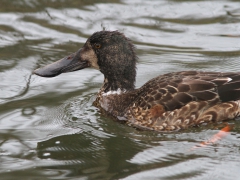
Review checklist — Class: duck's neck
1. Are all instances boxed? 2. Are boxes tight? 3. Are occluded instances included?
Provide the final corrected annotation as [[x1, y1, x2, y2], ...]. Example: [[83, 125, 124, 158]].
[[101, 74, 135, 93]]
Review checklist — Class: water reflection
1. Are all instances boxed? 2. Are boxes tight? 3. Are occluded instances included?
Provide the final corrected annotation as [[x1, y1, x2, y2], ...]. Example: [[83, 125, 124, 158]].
[[36, 125, 240, 179], [37, 133, 139, 179], [0, 0, 240, 179]]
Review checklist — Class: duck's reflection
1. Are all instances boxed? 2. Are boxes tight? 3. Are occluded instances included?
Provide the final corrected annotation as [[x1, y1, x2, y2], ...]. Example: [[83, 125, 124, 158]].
[[37, 130, 144, 179]]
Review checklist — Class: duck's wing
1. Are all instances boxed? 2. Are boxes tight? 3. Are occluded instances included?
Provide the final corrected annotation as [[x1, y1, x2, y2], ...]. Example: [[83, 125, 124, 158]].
[[134, 71, 240, 111], [124, 71, 240, 131]]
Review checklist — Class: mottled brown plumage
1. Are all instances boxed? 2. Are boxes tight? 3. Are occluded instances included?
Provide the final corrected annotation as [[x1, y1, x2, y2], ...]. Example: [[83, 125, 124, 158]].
[[34, 31, 240, 132], [95, 71, 240, 131]]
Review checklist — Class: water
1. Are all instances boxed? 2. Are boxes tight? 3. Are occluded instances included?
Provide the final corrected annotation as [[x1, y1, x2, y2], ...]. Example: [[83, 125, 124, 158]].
[[0, 0, 240, 179]]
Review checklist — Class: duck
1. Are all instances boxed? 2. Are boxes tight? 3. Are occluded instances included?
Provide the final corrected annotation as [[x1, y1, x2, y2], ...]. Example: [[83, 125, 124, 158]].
[[34, 30, 240, 132]]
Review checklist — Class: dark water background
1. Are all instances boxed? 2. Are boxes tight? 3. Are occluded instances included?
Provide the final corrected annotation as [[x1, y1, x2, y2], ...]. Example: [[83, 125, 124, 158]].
[[0, 0, 240, 179]]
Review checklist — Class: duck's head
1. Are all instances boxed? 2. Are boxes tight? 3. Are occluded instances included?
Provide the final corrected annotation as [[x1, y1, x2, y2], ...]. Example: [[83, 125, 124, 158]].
[[34, 31, 137, 92]]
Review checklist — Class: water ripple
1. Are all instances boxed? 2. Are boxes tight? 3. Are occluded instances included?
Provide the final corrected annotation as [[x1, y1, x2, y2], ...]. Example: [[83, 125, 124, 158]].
[[0, 0, 240, 179]]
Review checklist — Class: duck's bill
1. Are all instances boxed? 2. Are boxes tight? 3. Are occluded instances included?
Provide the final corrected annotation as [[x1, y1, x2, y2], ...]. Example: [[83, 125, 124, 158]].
[[33, 49, 89, 77]]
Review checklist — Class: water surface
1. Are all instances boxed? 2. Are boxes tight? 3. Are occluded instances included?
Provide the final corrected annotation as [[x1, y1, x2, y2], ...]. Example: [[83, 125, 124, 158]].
[[0, 0, 240, 179]]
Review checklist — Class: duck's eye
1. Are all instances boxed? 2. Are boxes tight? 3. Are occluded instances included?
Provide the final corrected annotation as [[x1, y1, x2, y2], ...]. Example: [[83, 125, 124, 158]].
[[94, 43, 101, 49]]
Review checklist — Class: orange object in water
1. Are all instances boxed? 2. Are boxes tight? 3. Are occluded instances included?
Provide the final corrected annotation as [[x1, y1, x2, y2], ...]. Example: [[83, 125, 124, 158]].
[[190, 125, 231, 151]]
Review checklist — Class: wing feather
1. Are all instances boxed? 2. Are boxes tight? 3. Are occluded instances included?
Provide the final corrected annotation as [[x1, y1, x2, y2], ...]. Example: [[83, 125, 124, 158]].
[[134, 71, 240, 111]]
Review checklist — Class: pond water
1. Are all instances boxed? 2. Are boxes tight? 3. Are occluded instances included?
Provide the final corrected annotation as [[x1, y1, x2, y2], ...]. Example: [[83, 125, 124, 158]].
[[0, 0, 240, 179]]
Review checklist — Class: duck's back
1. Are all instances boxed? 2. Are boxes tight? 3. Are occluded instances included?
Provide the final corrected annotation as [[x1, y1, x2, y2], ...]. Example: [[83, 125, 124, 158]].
[[122, 71, 240, 131]]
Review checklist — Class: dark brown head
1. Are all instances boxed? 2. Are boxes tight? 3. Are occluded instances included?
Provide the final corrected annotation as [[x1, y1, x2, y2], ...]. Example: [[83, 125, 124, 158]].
[[34, 31, 137, 92]]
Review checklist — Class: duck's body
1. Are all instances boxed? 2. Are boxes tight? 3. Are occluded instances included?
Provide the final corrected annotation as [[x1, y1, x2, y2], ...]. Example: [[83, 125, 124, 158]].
[[34, 31, 240, 132]]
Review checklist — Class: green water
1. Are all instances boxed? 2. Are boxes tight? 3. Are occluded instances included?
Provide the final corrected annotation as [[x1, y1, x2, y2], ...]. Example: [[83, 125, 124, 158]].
[[0, 0, 240, 179]]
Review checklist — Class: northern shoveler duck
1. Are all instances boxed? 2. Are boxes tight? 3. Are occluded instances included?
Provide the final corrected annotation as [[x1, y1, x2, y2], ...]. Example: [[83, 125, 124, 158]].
[[34, 31, 240, 132]]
